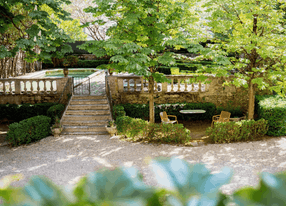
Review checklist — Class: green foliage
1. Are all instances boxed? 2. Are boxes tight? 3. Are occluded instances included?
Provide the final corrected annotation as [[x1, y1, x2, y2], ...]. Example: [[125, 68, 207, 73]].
[[3, 157, 286, 205], [206, 119, 268, 143], [216, 101, 244, 117], [112, 105, 126, 120], [116, 102, 216, 121], [0, 103, 57, 122], [5, 115, 51, 147], [43, 59, 109, 68], [116, 116, 191, 144], [47, 104, 65, 124], [0, 0, 73, 62], [256, 95, 286, 136]]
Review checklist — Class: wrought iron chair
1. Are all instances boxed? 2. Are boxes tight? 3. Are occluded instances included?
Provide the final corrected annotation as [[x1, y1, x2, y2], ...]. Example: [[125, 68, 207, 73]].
[[160, 111, 178, 124], [211, 111, 231, 127]]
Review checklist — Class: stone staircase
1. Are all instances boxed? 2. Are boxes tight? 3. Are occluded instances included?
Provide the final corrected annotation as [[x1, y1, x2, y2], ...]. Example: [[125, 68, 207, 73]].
[[61, 95, 111, 135]]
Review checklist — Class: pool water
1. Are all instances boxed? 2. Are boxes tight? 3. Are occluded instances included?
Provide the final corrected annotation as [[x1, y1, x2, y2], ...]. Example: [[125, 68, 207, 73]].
[[45, 69, 97, 78]]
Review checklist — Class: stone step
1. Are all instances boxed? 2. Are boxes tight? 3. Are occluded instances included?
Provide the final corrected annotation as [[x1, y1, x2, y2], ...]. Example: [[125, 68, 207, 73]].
[[61, 131, 109, 135], [70, 99, 108, 105], [63, 126, 107, 132], [61, 120, 108, 126], [72, 95, 107, 100], [62, 115, 111, 121], [68, 105, 109, 110], [65, 110, 110, 115]]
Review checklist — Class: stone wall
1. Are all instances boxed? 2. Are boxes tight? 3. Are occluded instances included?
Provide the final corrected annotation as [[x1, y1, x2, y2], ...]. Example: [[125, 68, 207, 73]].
[[108, 75, 250, 112]]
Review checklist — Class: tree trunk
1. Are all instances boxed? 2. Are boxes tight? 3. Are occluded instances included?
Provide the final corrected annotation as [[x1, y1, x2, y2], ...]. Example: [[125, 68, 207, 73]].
[[148, 76, 155, 123], [248, 80, 255, 120]]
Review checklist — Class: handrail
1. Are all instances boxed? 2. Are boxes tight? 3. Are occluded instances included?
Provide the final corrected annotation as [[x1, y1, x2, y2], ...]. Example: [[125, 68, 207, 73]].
[[105, 71, 114, 120]]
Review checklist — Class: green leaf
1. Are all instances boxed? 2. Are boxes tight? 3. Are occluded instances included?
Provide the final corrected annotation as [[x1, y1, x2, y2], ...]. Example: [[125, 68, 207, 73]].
[[151, 157, 232, 205]]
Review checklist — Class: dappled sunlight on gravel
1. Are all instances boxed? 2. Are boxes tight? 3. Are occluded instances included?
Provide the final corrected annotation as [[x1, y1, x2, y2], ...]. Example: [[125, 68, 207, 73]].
[[0, 134, 286, 195]]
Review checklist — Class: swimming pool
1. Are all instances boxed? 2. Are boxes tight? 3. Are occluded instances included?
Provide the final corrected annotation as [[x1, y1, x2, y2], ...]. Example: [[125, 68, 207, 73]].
[[45, 69, 98, 78]]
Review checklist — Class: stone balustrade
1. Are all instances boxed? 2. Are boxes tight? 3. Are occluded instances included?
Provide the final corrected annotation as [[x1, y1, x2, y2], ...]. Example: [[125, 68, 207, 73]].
[[108, 74, 249, 112], [113, 75, 209, 93], [0, 77, 71, 104]]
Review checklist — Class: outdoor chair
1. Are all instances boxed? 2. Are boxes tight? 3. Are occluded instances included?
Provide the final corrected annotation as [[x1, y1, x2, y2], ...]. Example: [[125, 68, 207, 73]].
[[160, 111, 178, 124], [211, 111, 231, 127]]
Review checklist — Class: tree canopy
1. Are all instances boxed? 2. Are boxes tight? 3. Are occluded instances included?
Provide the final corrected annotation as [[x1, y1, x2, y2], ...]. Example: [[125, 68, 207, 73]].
[[198, 0, 286, 119], [0, 0, 73, 63], [79, 0, 203, 123]]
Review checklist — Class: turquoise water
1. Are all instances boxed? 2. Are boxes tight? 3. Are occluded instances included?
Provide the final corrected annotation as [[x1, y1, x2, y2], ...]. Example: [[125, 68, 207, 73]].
[[44, 69, 97, 78]]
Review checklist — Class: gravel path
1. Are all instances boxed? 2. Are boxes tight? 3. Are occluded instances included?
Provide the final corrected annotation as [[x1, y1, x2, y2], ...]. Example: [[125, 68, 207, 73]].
[[0, 134, 286, 195], [1, 71, 286, 195]]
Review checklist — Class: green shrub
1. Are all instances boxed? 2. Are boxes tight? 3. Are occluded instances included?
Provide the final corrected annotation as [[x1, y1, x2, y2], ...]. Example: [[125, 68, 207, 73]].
[[42, 59, 109, 68], [256, 95, 286, 136], [0, 103, 57, 122], [2, 157, 286, 206], [216, 103, 244, 118], [112, 105, 126, 120], [116, 116, 149, 138], [6, 115, 51, 146], [47, 104, 65, 124], [206, 119, 268, 143], [116, 116, 191, 144]]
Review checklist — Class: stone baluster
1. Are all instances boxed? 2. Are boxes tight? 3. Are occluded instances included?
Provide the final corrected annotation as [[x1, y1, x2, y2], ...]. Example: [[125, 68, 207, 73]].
[[118, 78, 124, 93], [178, 78, 181, 92], [191, 82, 194, 91], [43, 80, 47, 93], [3, 81, 6, 94], [140, 77, 144, 92], [9, 81, 12, 93], [51, 80, 54, 92], [127, 79, 130, 92], [162, 82, 167, 92], [155, 82, 158, 92], [184, 78, 188, 92], [37, 80, 40, 94], [199, 80, 201, 92], [171, 78, 174, 92], [24, 80, 27, 93]]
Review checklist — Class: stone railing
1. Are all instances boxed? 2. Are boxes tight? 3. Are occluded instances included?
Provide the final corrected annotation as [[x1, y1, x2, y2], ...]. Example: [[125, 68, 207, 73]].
[[0, 78, 61, 95], [0, 77, 71, 104], [112, 75, 209, 93], [107, 74, 249, 112]]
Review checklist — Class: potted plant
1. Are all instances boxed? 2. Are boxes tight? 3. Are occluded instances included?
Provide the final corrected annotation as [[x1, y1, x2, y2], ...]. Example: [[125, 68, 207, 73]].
[[105, 120, 117, 136], [51, 116, 63, 137]]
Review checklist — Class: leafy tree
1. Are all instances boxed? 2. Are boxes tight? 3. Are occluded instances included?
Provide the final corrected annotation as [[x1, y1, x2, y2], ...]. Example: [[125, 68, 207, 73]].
[[0, 0, 73, 65], [62, 0, 112, 40], [79, 0, 202, 123], [200, 0, 286, 119], [41, 4, 87, 41]]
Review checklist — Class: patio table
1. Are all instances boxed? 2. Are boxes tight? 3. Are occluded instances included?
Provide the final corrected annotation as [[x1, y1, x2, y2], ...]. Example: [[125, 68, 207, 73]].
[[180, 110, 206, 114]]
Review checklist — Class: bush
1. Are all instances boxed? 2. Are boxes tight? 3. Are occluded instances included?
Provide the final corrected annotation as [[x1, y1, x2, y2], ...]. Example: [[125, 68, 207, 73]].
[[1, 157, 286, 206], [116, 116, 191, 144], [206, 119, 268, 143], [256, 95, 286, 136], [6, 115, 51, 146], [112, 105, 126, 120], [0, 103, 57, 122], [43, 59, 109, 68], [47, 104, 65, 124], [215, 102, 244, 118]]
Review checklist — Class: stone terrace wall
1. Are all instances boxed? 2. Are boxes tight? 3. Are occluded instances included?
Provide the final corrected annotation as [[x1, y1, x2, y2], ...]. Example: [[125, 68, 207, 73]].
[[108, 75, 249, 112], [0, 77, 72, 105]]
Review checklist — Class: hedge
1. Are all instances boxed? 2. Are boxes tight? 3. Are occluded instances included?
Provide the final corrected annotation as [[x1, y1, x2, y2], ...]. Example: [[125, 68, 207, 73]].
[[256, 95, 286, 136], [206, 119, 268, 143], [43, 59, 109, 69], [116, 116, 191, 144], [5, 115, 51, 146], [0, 103, 57, 123]]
